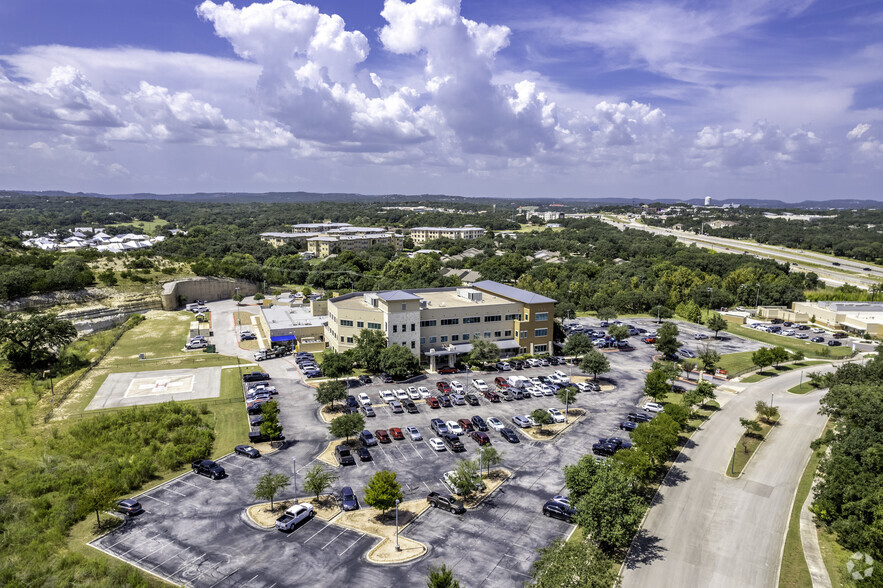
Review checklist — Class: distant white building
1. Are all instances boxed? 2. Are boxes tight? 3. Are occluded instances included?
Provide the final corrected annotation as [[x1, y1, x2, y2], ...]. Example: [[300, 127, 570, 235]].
[[704, 196, 712, 206]]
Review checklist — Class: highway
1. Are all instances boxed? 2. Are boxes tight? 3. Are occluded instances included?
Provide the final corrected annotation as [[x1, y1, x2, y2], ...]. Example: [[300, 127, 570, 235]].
[[601, 216, 883, 290]]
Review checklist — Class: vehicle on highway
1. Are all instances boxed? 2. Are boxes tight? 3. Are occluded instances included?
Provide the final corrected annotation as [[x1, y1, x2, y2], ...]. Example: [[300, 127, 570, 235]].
[[275, 504, 314, 531], [644, 402, 665, 412], [487, 417, 505, 431], [375, 429, 391, 443], [192, 460, 225, 479], [428, 437, 446, 451], [359, 430, 378, 446], [427, 492, 465, 514], [542, 500, 575, 522], [116, 499, 143, 516], [405, 426, 422, 440], [335, 445, 356, 466], [340, 487, 359, 511], [389, 427, 405, 440], [234, 445, 261, 458], [361, 405, 376, 417]]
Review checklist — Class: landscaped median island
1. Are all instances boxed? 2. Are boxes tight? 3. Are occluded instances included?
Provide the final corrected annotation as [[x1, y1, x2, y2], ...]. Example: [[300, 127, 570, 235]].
[[335, 499, 430, 564], [457, 468, 510, 509], [248, 495, 341, 527], [520, 408, 587, 441], [727, 401, 780, 477]]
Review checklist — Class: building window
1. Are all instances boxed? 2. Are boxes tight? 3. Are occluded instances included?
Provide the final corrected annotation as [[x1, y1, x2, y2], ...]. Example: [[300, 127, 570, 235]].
[[340, 319, 353, 327], [534, 344, 548, 353], [441, 336, 448, 343], [462, 334, 470, 340], [347, 337, 354, 344], [463, 317, 481, 324], [441, 318, 459, 326], [420, 337, 426, 344], [402, 303, 407, 311], [505, 330, 512, 337], [505, 313, 520, 321], [484, 332, 491, 338], [357, 321, 364, 328], [368, 322, 381, 330], [535, 328, 548, 337], [340, 336, 344, 342], [429, 336, 437, 343], [402, 324, 406, 332], [411, 341, 416, 349], [535, 312, 549, 322], [393, 325, 398, 333], [484, 315, 501, 322], [451, 335, 459, 342], [521, 330, 527, 338], [494, 331, 501, 337], [524, 314, 529, 321], [411, 323, 416, 332], [420, 320, 437, 327]]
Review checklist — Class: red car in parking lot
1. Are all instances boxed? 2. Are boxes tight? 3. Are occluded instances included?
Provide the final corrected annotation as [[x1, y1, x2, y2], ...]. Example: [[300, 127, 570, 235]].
[[494, 377, 510, 388], [470, 431, 491, 446], [457, 419, 474, 433], [375, 429, 391, 443], [641, 336, 656, 344], [483, 389, 501, 402], [389, 427, 404, 440], [436, 381, 451, 393], [427, 396, 440, 409], [437, 366, 459, 374]]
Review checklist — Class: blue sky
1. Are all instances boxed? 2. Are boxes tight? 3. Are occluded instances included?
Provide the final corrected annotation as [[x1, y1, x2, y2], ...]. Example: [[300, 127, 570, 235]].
[[0, 0, 881, 200]]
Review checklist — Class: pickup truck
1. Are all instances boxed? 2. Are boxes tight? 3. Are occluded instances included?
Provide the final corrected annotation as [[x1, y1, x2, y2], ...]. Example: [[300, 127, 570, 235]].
[[427, 491, 465, 514], [335, 445, 356, 466], [191, 459, 225, 479]]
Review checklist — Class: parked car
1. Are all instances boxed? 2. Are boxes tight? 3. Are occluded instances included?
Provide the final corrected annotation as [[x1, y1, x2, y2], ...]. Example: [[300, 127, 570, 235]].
[[678, 348, 696, 358], [619, 420, 638, 431], [361, 405, 376, 417], [627, 412, 653, 423], [470, 431, 491, 446], [436, 381, 451, 394], [116, 499, 143, 516], [192, 460, 225, 479], [442, 434, 465, 452], [389, 427, 405, 440], [810, 336, 825, 343], [405, 426, 422, 441], [358, 375, 372, 384], [339, 486, 359, 511], [487, 417, 505, 431], [464, 393, 480, 406], [644, 402, 665, 412], [389, 400, 404, 414], [335, 445, 356, 466], [403, 399, 418, 414], [417, 386, 431, 398], [449, 393, 465, 406], [542, 500, 575, 522], [546, 408, 566, 423], [483, 389, 501, 402], [426, 396, 440, 409], [512, 415, 532, 428], [500, 428, 520, 443], [357, 393, 372, 406], [379, 373, 394, 383], [428, 437, 446, 451], [357, 446, 372, 461], [446, 421, 464, 436], [827, 340, 842, 346], [234, 445, 261, 458], [457, 418, 474, 433], [431, 418, 450, 436], [693, 333, 708, 340], [442, 469, 485, 494], [427, 491, 465, 514], [359, 430, 378, 446], [495, 362, 511, 371], [437, 366, 459, 374], [375, 429, 391, 443], [473, 379, 489, 392], [243, 371, 270, 382], [275, 504, 314, 531], [438, 395, 453, 408], [832, 332, 849, 339]]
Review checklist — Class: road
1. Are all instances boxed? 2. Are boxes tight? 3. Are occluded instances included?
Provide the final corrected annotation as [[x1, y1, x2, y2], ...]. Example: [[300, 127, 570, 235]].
[[621, 364, 835, 588], [600, 216, 882, 289]]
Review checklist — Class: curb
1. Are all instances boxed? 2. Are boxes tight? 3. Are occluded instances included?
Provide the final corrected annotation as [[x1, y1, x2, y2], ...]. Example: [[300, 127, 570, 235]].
[[726, 417, 780, 479]]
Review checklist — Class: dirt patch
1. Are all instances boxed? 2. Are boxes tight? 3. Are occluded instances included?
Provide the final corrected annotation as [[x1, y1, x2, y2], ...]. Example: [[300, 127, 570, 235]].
[[335, 498, 430, 564], [317, 439, 348, 467], [247, 495, 340, 528], [239, 339, 260, 351], [458, 469, 511, 509], [252, 441, 280, 456], [319, 403, 348, 423], [520, 408, 586, 441]]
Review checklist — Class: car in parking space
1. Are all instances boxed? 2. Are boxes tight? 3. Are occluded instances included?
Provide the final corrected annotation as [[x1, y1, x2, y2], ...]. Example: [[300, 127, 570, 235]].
[[358, 393, 372, 406], [249, 415, 264, 427], [551, 494, 571, 506], [500, 427, 520, 443], [438, 395, 453, 408], [628, 411, 654, 423], [405, 426, 422, 440], [487, 417, 505, 431], [483, 389, 501, 402], [575, 382, 591, 393], [495, 362, 511, 371], [407, 387, 421, 400], [641, 336, 657, 344], [620, 420, 638, 431], [389, 427, 405, 440], [464, 393, 480, 406], [812, 327, 825, 333], [240, 330, 257, 341], [358, 375, 372, 385], [436, 381, 451, 394], [810, 336, 825, 343], [431, 418, 449, 435], [427, 396, 440, 409], [450, 381, 465, 394], [832, 331, 849, 339], [437, 366, 459, 374], [428, 437, 446, 451], [359, 430, 378, 446], [443, 434, 466, 452], [234, 445, 261, 458], [345, 395, 360, 412], [449, 393, 465, 406], [446, 421, 464, 435], [243, 371, 271, 382], [395, 389, 409, 401], [795, 333, 809, 339], [512, 415, 533, 428], [389, 400, 404, 414], [828, 340, 842, 346], [542, 500, 575, 522], [303, 368, 322, 378], [678, 348, 696, 358], [335, 445, 356, 466], [511, 360, 525, 370], [375, 429, 391, 443], [380, 390, 395, 403], [340, 486, 359, 511], [592, 437, 633, 456], [471, 415, 488, 431], [498, 388, 514, 401], [644, 402, 665, 412], [275, 503, 314, 531], [357, 446, 372, 461], [417, 386, 431, 398], [783, 329, 796, 336], [457, 418, 474, 433], [361, 405, 376, 417], [192, 460, 226, 479], [546, 408, 566, 423], [470, 431, 491, 446], [116, 499, 144, 516], [380, 373, 395, 383], [442, 470, 485, 495], [403, 399, 419, 414], [473, 379, 489, 392], [693, 333, 708, 340], [494, 377, 510, 389], [796, 324, 809, 330]]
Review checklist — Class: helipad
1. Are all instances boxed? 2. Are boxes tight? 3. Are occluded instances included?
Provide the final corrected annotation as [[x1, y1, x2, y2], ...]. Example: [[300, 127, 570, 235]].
[[87, 367, 222, 410]]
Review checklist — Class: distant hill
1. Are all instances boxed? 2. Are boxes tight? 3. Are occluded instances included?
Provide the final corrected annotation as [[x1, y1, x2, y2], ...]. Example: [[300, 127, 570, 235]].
[[3, 190, 881, 209]]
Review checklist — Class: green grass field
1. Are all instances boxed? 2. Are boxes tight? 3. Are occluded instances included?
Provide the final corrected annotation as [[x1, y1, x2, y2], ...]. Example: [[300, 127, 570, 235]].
[[105, 216, 168, 235], [727, 417, 778, 477]]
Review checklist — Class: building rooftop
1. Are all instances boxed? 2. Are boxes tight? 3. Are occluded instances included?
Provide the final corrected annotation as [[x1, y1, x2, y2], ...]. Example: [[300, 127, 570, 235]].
[[410, 225, 483, 231], [377, 290, 422, 301], [810, 301, 883, 312], [292, 222, 353, 230], [261, 305, 326, 329], [472, 280, 556, 304]]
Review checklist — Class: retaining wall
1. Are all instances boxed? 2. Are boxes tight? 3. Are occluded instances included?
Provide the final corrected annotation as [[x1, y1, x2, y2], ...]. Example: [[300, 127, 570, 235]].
[[160, 277, 257, 310]]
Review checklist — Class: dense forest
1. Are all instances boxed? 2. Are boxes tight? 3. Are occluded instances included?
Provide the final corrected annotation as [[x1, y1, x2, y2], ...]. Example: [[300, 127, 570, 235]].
[[642, 206, 883, 263]]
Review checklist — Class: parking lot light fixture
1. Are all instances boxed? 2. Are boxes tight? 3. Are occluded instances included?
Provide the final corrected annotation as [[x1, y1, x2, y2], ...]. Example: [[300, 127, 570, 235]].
[[565, 388, 570, 424], [292, 457, 298, 505], [395, 499, 400, 551]]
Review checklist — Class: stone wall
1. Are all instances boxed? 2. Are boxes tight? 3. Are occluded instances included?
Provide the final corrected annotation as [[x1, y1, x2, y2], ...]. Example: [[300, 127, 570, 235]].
[[160, 277, 257, 310]]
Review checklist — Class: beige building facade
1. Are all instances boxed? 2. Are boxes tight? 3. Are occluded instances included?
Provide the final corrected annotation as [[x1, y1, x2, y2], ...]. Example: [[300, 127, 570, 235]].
[[758, 300, 883, 337], [408, 225, 486, 245]]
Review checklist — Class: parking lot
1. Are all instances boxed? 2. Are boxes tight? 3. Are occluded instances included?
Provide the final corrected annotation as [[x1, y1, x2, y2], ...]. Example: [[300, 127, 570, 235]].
[[94, 306, 774, 586]]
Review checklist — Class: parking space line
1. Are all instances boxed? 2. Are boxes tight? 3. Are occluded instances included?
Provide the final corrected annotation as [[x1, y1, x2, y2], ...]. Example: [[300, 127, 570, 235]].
[[136, 543, 167, 563], [337, 533, 366, 556], [175, 479, 200, 489], [149, 547, 189, 571], [320, 528, 348, 550], [302, 522, 330, 543], [207, 567, 240, 588], [161, 486, 186, 496], [242, 573, 260, 586], [296, 458, 319, 474], [220, 461, 244, 470], [117, 533, 161, 557], [423, 481, 433, 493], [394, 445, 408, 461], [409, 442, 423, 458], [172, 552, 206, 575], [141, 494, 170, 505]]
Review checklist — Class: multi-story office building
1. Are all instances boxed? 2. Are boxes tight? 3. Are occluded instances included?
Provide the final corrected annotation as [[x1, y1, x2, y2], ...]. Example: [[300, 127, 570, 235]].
[[291, 222, 353, 233], [325, 280, 555, 370], [306, 232, 403, 257], [408, 225, 486, 245]]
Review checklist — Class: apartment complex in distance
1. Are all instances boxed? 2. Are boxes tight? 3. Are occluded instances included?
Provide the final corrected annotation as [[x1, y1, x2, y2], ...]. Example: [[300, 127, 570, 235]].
[[408, 225, 486, 245], [260, 223, 403, 257], [325, 280, 555, 370]]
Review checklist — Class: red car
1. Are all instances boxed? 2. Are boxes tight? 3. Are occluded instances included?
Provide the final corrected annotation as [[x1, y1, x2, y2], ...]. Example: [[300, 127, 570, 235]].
[[483, 389, 501, 402], [389, 427, 404, 440], [436, 381, 451, 393], [494, 377, 510, 388], [641, 336, 656, 344], [375, 429, 391, 443], [437, 366, 459, 374], [427, 396, 440, 409], [470, 431, 491, 446], [457, 419, 474, 433]]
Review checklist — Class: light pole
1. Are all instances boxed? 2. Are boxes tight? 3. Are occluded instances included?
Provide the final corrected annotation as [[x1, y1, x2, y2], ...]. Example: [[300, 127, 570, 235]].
[[292, 457, 298, 504], [395, 499, 401, 551], [755, 283, 761, 309], [564, 387, 570, 423], [42, 370, 54, 399]]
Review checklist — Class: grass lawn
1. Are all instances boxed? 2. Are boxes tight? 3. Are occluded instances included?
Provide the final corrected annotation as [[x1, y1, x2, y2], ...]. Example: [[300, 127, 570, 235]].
[[788, 382, 823, 395], [818, 528, 858, 588], [740, 361, 830, 383], [727, 417, 778, 477], [105, 216, 168, 235], [515, 223, 565, 233], [742, 373, 767, 383], [715, 351, 757, 375], [727, 323, 853, 359]]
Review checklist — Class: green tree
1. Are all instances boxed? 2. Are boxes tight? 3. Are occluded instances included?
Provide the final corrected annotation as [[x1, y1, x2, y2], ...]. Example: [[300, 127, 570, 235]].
[[556, 385, 578, 409], [315, 380, 347, 410], [253, 472, 290, 510], [662, 403, 689, 428], [253, 292, 264, 301], [596, 307, 618, 321], [363, 469, 404, 515], [574, 465, 646, 553], [611, 449, 656, 487], [353, 328, 387, 373], [259, 400, 284, 439], [479, 445, 503, 476], [607, 324, 630, 343], [563, 453, 600, 502], [631, 413, 680, 466], [79, 476, 117, 527], [579, 348, 610, 381], [232, 292, 244, 305], [379, 344, 421, 379], [529, 536, 621, 588], [468, 339, 500, 366], [562, 333, 593, 357], [320, 348, 354, 380], [97, 268, 118, 287], [754, 400, 780, 424], [449, 459, 481, 499], [681, 358, 697, 380], [676, 300, 703, 323], [328, 412, 365, 442], [770, 346, 790, 367], [650, 305, 674, 321], [303, 464, 337, 501], [643, 368, 670, 403], [698, 344, 721, 376], [426, 563, 461, 588], [654, 321, 680, 358], [739, 418, 762, 446], [531, 408, 553, 432], [706, 313, 728, 338], [751, 347, 773, 373], [0, 312, 78, 372]]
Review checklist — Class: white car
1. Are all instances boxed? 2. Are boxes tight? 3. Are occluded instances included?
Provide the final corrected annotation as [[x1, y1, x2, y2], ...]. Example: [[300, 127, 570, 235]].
[[275, 503, 314, 531], [512, 415, 532, 428], [529, 377, 543, 386], [395, 389, 409, 401], [446, 421, 464, 436], [693, 333, 708, 340], [450, 381, 464, 393], [539, 384, 555, 396], [357, 393, 371, 406], [407, 386, 421, 400], [405, 426, 422, 441], [530, 386, 545, 397], [546, 408, 565, 423], [450, 393, 466, 406], [576, 382, 592, 393], [526, 358, 541, 367], [548, 374, 566, 385], [644, 402, 665, 413], [783, 329, 796, 336], [553, 370, 569, 380], [795, 333, 809, 339], [473, 379, 489, 392], [487, 417, 505, 431], [428, 437, 446, 451], [417, 386, 431, 398], [380, 390, 395, 403], [812, 328, 825, 334]]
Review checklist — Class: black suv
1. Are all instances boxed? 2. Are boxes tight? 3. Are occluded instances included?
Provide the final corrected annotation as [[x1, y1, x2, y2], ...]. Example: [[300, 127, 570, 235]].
[[471, 415, 488, 431], [243, 371, 270, 382], [542, 500, 575, 522], [192, 459, 225, 479]]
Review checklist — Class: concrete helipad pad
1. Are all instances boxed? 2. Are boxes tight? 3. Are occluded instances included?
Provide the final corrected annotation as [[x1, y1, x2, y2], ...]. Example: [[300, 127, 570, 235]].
[[87, 367, 222, 410]]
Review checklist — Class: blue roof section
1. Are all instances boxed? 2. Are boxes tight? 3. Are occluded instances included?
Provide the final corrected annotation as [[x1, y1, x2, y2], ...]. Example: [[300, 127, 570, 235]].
[[270, 335, 297, 342], [378, 290, 421, 301], [472, 281, 556, 305]]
